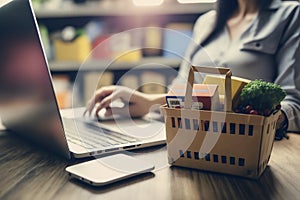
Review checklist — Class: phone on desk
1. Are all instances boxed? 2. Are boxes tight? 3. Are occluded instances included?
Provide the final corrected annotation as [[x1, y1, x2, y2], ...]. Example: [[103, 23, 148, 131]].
[[66, 154, 155, 186]]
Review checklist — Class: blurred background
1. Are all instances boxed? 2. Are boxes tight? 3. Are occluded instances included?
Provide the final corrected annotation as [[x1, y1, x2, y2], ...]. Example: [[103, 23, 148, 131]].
[[32, 0, 215, 108]]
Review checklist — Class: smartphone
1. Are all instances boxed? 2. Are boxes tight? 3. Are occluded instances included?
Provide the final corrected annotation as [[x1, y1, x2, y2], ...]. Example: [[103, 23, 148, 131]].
[[66, 154, 155, 186]]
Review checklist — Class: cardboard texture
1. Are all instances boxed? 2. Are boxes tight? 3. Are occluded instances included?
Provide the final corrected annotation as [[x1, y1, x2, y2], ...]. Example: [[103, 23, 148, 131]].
[[160, 66, 280, 179]]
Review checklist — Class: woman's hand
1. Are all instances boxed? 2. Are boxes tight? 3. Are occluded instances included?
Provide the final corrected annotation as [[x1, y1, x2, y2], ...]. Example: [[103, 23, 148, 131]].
[[84, 85, 166, 118], [275, 110, 289, 140]]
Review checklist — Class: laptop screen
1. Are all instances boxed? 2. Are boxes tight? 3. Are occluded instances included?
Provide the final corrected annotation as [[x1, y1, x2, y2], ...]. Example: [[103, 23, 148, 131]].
[[0, 0, 70, 158]]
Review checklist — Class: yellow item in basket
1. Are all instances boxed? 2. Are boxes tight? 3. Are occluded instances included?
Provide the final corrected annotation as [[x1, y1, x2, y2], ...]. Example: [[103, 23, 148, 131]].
[[54, 34, 91, 62], [203, 75, 250, 109]]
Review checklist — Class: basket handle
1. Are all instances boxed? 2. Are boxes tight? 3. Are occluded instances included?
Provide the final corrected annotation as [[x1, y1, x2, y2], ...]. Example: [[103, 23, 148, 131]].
[[184, 66, 232, 112]]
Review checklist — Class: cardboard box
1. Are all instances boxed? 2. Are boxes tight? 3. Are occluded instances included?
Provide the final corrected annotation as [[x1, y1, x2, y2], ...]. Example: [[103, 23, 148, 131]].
[[203, 75, 250, 109], [166, 84, 220, 110]]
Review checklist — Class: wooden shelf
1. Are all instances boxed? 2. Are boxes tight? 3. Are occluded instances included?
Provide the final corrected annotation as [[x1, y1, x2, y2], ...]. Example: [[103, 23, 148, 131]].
[[49, 57, 181, 72], [34, 1, 214, 18]]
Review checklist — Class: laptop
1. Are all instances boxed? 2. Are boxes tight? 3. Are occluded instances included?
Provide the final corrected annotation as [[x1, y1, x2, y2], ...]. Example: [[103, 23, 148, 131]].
[[0, 0, 166, 159]]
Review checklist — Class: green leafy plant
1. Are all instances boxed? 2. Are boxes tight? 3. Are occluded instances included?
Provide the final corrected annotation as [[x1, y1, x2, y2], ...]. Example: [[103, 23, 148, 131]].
[[236, 79, 286, 116]]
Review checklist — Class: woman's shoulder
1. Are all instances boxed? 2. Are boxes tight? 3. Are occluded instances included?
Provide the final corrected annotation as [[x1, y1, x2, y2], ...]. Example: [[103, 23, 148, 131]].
[[191, 10, 216, 43], [281, 0, 300, 7], [277, 0, 299, 13], [194, 10, 216, 28], [272, 1, 300, 27]]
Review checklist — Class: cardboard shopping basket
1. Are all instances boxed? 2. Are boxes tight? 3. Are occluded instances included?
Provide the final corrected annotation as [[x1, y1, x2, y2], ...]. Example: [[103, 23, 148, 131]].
[[160, 66, 280, 179]]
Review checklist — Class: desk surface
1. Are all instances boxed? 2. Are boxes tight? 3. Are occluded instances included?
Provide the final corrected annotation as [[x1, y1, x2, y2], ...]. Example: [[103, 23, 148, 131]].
[[0, 131, 299, 200]]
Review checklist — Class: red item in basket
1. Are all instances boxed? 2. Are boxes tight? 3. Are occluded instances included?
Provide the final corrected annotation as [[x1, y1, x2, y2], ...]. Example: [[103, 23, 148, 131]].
[[166, 84, 220, 110]]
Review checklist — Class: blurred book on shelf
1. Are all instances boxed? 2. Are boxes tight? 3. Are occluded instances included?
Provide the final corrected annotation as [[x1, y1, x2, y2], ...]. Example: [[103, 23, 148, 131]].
[[119, 74, 139, 90], [53, 27, 92, 62], [142, 26, 163, 57], [140, 71, 167, 94], [91, 34, 112, 60], [83, 71, 114, 103], [110, 31, 142, 62], [114, 50, 142, 62], [163, 23, 193, 58], [52, 75, 72, 109], [38, 24, 52, 60]]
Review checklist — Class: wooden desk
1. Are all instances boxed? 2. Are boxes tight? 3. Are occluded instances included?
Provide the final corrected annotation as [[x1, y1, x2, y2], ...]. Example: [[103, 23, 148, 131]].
[[0, 130, 299, 200]]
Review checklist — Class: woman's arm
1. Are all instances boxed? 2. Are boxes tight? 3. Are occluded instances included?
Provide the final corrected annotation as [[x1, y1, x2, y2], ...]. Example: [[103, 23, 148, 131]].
[[274, 3, 300, 132], [84, 85, 166, 118]]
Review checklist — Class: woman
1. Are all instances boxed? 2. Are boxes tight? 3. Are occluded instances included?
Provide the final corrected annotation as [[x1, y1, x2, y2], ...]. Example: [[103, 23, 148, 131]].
[[85, 0, 300, 137]]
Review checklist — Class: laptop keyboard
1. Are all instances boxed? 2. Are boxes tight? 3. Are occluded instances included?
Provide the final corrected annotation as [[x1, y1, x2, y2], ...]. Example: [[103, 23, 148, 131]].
[[62, 118, 138, 150]]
